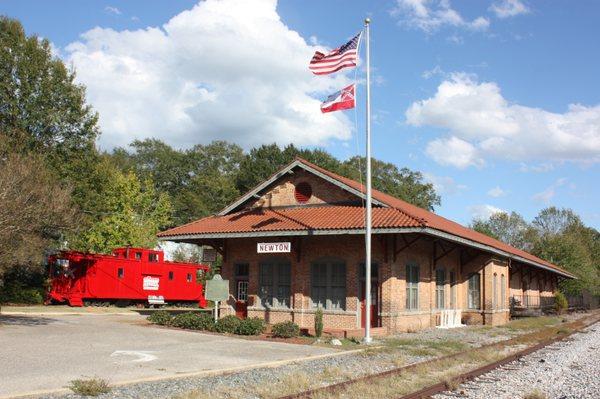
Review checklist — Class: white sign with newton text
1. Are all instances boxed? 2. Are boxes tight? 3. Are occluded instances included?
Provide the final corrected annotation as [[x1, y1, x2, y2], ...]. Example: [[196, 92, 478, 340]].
[[257, 242, 291, 253]]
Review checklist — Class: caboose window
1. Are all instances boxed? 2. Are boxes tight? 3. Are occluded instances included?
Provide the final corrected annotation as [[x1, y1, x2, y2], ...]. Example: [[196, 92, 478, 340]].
[[135, 252, 142, 260], [118, 268, 124, 279], [149, 253, 158, 262], [187, 273, 192, 282], [168, 271, 174, 280]]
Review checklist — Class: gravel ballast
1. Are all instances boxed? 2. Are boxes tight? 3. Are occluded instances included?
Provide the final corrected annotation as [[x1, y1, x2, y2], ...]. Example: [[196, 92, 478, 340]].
[[434, 322, 600, 399]]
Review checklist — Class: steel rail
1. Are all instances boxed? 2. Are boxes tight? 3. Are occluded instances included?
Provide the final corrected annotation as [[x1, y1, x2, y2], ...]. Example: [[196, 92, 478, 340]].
[[278, 313, 600, 399]]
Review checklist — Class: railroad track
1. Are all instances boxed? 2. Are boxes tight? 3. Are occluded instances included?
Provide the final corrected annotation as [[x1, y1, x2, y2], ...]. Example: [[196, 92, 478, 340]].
[[279, 313, 600, 399]]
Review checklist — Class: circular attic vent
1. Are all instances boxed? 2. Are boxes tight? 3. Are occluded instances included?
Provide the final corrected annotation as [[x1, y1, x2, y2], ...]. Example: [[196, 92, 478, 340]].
[[294, 182, 313, 203]]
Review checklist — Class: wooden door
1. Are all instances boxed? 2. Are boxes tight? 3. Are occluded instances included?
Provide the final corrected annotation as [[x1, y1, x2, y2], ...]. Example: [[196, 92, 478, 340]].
[[360, 281, 379, 328]]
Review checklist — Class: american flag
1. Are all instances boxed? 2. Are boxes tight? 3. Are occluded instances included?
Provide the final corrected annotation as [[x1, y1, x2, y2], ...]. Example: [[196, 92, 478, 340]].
[[309, 32, 361, 75]]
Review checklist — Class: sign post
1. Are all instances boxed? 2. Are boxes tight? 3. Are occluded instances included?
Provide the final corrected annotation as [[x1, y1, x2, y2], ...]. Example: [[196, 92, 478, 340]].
[[204, 274, 229, 322]]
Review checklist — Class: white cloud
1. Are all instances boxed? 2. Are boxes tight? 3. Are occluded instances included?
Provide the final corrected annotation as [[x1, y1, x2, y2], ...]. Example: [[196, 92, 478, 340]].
[[423, 172, 467, 195], [468, 204, 505, 220], [490, 0, 529, 19], [406, 73, 600, 167], [422, 65, 445, 79], [425, 136, 484, 169], [519, 162, 554, 173], [532, 178, 567, 204], [487, 186, 506, 197], [104, 6, 122, 15], [67, 0, 352, 150], [391, 0, 490, 33]]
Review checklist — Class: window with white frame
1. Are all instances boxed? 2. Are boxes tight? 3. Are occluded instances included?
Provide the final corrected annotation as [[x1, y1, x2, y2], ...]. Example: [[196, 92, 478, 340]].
[[311, 258, 346, 310], [405, 263, 419, 310], [435, 268, 445, 309], [259, 259, 291, 308], [468, 273, 481, 309]]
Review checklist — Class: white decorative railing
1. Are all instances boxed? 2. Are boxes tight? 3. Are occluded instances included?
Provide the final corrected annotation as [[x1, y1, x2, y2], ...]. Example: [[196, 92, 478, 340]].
[[437, 309, 464, 328]]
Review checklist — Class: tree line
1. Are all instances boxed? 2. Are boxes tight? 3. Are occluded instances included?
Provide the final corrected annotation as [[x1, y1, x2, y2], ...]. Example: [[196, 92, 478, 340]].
[[471, 209, 599, 296], [0, 16, 596, 300]]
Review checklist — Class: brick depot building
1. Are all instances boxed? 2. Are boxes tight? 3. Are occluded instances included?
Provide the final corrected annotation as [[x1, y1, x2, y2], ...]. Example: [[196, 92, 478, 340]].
[[158, 158, 574, 335]]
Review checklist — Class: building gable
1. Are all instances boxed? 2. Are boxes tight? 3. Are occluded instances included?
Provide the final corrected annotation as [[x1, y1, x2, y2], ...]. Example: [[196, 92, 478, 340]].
[[220, 159, 388, 215], [247, 168, 360, 209]]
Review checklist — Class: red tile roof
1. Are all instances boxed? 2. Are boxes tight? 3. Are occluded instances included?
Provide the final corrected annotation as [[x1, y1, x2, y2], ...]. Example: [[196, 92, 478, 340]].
[[158, 157, 573, 277], [158, 206, 422, 236], [296, 158, 572, 277]]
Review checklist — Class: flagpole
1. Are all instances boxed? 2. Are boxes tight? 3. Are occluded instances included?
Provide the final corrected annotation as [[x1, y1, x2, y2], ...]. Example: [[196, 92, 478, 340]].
[[364, 17, 373, 344]]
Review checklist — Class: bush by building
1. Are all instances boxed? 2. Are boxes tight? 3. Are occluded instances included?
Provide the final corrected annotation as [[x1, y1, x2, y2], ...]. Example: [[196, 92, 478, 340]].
[[170, 312, 214, 330], [271, 321, 300, 338], [235, 317, 265, 335], [554, 291, 568, 314], [147, 310, 172, 326], [314, 307, 324, 338], [0, 281, 45, 304], [215, 315, 242, 333]]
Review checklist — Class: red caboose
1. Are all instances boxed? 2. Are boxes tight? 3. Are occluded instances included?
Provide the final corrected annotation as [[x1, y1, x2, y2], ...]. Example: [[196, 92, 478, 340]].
[[46, 247, 210, 307]]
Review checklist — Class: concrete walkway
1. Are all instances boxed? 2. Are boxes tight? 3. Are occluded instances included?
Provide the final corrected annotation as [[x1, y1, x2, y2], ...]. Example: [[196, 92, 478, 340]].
[[0, 313, 336, 398]]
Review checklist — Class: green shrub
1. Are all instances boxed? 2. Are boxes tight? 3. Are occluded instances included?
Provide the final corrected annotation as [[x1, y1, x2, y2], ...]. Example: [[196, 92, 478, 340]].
[[235, 317, 265, 335], [68, 377, 111, 396], [215, 315, 242, 333], [0, 282, 45, 304], [271, 321, 300, 338], [554, 291, 568, 315], [170, 312, 214, 331], [314, 307, 324, 338], [147, 310, 172, 326]]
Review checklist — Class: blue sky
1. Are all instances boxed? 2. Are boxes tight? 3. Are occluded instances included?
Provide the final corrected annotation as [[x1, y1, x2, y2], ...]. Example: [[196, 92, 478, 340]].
[[2, 0, 599, 229]]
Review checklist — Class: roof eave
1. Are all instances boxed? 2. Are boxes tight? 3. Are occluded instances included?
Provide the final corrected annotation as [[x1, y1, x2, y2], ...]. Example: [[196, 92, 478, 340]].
[[158, 226, 574, 279]]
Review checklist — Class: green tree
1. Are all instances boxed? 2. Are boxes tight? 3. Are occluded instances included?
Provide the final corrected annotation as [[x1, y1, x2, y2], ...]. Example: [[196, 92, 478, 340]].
[[471, 211, 534, 251], [340, 156, 441, 211], [0, 16, 99, 173], [532, 219, 599, 296], [532, 207, 581, 237], [74, 167, 172, 254]]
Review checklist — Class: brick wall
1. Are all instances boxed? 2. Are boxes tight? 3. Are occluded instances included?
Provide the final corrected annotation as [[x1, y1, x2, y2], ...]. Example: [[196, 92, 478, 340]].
[[247, 169, 357, 209], [219, 233, 523, 334]]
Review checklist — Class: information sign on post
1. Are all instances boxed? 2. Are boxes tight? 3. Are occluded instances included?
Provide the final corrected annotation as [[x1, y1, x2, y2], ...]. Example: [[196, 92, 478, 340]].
[[204, 274, 229, 321]]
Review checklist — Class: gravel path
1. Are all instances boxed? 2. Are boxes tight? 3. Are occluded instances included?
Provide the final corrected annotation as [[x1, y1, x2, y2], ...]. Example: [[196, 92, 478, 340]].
[[434, 322, 600, 399], [43, 349, 431, 399]]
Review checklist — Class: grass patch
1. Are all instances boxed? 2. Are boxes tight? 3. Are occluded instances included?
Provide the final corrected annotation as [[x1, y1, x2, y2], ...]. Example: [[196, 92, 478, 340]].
[[381, 337, 469, 356], [501, 316, 561, 332], [67, 377, 110, 396]]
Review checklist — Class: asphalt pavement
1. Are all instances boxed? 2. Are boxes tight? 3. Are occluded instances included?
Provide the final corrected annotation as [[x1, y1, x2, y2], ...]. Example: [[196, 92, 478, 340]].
[[0, 312, 335, 398]]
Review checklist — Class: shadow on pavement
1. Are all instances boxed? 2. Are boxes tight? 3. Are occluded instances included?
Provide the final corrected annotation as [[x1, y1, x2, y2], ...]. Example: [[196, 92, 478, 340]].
[[0, 314, 56, 326]]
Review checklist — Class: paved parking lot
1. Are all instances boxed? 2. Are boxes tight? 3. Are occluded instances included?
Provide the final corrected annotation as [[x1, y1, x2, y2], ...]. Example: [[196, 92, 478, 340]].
[[0, 312, 335, 398]]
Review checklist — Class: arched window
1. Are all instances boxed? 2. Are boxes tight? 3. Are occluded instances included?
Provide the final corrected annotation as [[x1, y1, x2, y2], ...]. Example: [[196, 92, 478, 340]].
[[493, 273, 498, 309], [311, 258, 346, 310], [468, 273, 480, 309], [406, 262, 420, 310], [501, 274, 506, 309], [435, 268, 446, 309]]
